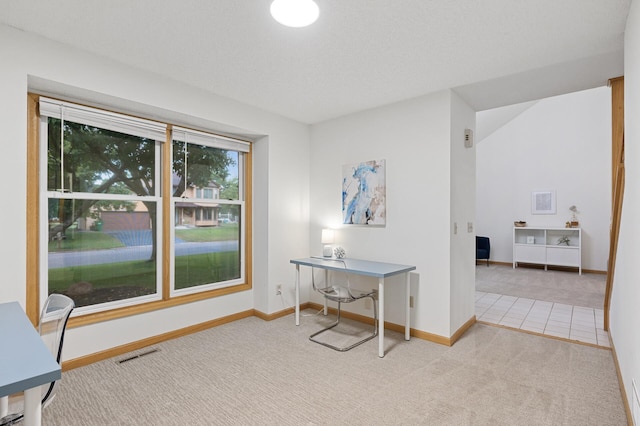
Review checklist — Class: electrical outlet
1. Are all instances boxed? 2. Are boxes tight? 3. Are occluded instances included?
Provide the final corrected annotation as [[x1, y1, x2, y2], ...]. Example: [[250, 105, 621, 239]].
[[364, 298, 372, 310], [467, 222, 473, 233], [276, 284, 282, 295], [410, 296, 414, 308]]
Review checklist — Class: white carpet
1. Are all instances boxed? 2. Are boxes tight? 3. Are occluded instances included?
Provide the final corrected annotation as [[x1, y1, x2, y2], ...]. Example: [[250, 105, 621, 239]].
[[38, 311, 626, 425], [476, 264, 605, 309]]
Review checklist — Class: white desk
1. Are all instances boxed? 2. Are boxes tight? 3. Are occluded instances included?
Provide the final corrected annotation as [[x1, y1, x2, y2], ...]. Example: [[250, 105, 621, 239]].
[[0, 302, 61, 426], [290, 257, 416, 357]]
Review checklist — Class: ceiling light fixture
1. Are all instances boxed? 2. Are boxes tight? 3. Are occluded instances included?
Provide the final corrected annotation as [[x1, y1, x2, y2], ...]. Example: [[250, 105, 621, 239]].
[[270, 0, 319, 28]]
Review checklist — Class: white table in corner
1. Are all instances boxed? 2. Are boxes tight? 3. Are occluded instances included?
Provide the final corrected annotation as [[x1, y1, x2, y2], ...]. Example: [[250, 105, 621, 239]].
[[290, 257, 416, 358], [0, 302, 61, 426]]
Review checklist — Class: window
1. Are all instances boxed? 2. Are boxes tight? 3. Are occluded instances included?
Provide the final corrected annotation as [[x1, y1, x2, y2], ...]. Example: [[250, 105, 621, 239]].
[[171, 127, 248, 295], [33, 96, 252, 319]]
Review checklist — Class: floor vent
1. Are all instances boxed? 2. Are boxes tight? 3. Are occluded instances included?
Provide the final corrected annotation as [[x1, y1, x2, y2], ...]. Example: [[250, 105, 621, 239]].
[[117, 348, 159, 364], [633, 379, 639, 426]]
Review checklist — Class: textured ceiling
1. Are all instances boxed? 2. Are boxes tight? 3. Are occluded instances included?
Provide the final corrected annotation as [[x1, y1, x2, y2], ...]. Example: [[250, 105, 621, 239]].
[[0, 0, 631, 123]]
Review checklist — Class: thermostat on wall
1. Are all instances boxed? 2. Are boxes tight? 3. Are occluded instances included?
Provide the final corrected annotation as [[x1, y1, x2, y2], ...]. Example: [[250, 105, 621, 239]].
[[464, 129, 473, 148]]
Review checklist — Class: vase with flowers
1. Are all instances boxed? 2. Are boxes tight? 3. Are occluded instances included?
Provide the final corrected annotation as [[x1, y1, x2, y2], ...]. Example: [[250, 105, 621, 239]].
[[569, 205, 579, 228]]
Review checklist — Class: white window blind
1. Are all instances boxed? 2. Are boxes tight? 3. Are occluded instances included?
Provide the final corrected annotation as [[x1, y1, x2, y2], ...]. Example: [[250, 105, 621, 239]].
[[172, 126, 250, 153], [39, 97, 167, 142]]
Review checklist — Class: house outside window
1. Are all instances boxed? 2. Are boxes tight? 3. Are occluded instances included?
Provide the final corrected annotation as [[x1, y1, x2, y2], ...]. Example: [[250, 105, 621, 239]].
[[171, 127, 246, 295], [34, 96, 251, 318]]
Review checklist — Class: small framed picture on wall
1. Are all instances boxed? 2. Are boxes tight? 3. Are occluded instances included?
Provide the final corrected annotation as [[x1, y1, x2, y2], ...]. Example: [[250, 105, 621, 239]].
[[531, 190, 556, 215]]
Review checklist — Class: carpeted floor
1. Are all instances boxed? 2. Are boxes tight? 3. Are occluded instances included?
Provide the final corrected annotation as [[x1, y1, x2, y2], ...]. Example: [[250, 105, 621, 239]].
[[31, 309, 626, 425], [475, 264, 605, 309]]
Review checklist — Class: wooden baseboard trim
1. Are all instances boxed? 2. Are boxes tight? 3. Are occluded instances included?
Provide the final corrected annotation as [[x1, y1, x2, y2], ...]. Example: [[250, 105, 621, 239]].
[[410, 316, 476, 346], [450, 316, 476, 345], [253, 307, 292, 321], [62, 303, 475, 371], [62, 309, 254, 371], [480, 261, 607, 275], [253, 302, 314, 321], [609, 335, 634, 425], [306, 302, 380, 327], [483, 260, 512, 267], [583, 268, 608, 275], [304, 302, 474, 347]]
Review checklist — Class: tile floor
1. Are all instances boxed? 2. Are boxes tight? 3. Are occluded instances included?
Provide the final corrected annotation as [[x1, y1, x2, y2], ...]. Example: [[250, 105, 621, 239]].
[[475, 291, 610, 347]]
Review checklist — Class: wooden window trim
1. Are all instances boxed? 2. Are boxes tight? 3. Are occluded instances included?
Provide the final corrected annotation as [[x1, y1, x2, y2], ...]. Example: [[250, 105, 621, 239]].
[[26, 93, 253, 327]]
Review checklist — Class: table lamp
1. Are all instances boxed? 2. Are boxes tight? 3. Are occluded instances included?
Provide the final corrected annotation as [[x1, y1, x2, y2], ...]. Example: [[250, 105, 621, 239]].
[[321, 229, 334, 257]]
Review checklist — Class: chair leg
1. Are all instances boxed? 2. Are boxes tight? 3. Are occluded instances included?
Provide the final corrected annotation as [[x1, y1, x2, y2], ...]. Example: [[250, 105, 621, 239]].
[[0, 396, 7, 418], [371, 295, 378, 336], [309, 301, 342, 343], [309, 298, 378, 352], [486, 258, 489, 267]]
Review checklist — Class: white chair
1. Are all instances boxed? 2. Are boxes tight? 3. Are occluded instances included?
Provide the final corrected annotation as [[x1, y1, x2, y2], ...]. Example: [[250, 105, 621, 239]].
[[310, 260, 378, 351], [0, 294, 74, 425]]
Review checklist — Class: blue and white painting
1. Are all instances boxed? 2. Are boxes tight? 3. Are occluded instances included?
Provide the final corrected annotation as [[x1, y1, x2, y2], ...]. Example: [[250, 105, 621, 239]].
[[342, 159, 386, 225]]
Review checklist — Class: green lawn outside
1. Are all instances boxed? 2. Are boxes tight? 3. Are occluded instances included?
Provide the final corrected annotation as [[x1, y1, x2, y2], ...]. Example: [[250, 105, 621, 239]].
[[175, 251, 240, 289], [175, 224, 239, 242], [49, 251, 240, 293], [48, 258, 156, 293]]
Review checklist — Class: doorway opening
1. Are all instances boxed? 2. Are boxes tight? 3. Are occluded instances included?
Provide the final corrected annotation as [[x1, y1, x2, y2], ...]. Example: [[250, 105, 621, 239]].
[[474, 86, 611, 347]]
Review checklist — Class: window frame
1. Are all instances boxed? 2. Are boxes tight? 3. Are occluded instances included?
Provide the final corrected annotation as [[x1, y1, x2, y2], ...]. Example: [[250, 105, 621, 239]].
[[26, 94, 253, 327]]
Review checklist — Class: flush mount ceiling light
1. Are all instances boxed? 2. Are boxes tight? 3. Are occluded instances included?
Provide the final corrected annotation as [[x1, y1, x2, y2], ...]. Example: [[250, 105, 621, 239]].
[[270, 0, 319, 28]]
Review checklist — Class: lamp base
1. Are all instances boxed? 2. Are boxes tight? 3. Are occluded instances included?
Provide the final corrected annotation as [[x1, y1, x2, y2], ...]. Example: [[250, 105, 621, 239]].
[[322, 245, 332, 257]]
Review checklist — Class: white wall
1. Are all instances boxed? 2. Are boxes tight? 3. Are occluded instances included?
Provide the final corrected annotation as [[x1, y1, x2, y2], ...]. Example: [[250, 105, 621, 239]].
[[309, 91, 475, 338], [449, 91, 477, 332], [476, 87, 611, 271], [0, 24, 310, 360], [610, 0, 640, 420]]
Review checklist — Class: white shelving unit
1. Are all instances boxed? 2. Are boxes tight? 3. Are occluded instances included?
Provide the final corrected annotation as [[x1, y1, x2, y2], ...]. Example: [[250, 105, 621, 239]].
[[513, 226, 581, 274]]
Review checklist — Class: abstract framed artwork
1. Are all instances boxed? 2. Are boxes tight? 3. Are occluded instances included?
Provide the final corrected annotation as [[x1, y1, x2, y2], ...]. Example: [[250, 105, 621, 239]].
[[342, 159, 386, 226], [531, 190, 556, 215]]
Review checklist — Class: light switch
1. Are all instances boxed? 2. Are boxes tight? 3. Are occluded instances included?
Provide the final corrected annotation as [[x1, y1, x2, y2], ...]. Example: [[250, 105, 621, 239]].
[[467, 222, 473, 233]]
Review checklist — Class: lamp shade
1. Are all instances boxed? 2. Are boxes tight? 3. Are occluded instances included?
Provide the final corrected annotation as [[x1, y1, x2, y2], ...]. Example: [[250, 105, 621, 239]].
[[321, 229, 335, 244], [270, 0, 319, 28]]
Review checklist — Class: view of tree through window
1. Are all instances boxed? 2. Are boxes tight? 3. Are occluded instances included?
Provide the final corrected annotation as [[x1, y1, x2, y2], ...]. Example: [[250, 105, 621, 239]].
[[39, 98, 249, 313], [46, 117, 160, 308]]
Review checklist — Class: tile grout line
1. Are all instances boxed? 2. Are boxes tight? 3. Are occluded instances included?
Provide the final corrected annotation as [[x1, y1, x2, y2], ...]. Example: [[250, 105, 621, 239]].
[[494, 294, 518, 323], [479, 293, 507, 322], [474, 291, 608, 348], [530, 301, 552, 333]]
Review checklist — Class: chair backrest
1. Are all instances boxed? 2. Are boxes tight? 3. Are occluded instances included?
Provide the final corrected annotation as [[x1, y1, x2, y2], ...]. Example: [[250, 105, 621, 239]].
[[311, 259, 356, 300], [476, 236, 490, 251], [0, 295, 74, 425], [39, 294, 74, 405]]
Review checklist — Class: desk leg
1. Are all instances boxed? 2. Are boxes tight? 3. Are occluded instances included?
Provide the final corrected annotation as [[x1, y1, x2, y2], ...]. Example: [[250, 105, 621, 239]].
[[0, 396, 7, 417], [323, 270, 328, 315], [23, 386, 42, 426], [295, 265, 300, 326], [405, 272, 411, 341], [378, 277, 385, 358]]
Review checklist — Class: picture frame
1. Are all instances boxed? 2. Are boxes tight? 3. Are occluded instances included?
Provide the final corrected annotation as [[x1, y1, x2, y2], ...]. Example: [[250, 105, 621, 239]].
[[342, 159, 386, 226], [531, 190, 556, 215]]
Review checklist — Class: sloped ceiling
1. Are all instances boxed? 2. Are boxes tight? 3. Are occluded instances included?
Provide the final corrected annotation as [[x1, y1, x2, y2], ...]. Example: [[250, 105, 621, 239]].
[[476, 101, 539, 143], [0, 0, 631, 123]]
